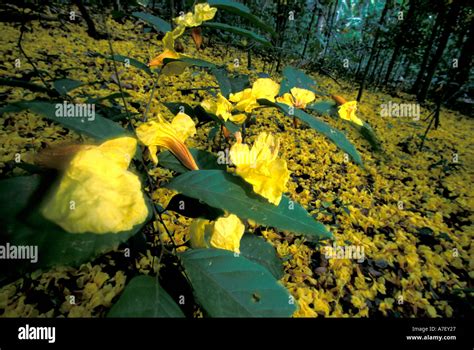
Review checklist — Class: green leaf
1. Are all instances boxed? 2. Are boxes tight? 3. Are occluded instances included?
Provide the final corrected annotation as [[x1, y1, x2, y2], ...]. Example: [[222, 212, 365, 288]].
[[359, 122, 382, 151], [165, 194, 224, 220], [0, 77, 57, 96], [208, 0, 276, 36], [164, 57, 216, 69], [240, 234, 284, 279], [166, 170, 332, 240], [279, 66, 325, 95], [3, 100, 130, 141], [0, 175, 150, 276], [211, 67, 232, 97], [107, 276, 184, 317], [211, 67, 250, 98], [88, 92, 131, 103], [106, 54, 152, 75], [180, 249, 295, 317], [193, 105, 240, 133], [163, 102, 195, 117], [158, 148, 226, 174], [202, 22, 271, 46], [132, 11, 171, 33], [259, 100, 363, 166], [307, 100, 337, 115], [53, 79, 83, 96]]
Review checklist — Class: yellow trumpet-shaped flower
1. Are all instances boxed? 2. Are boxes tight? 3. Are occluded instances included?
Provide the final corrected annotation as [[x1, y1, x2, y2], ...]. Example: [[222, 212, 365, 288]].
[[41, 137, 149, 234], [201, 93, 247, 124], [190, 214, 245, 253], [229, 132, 290, 205], [174, 3, 217, 28], [277, 87, 316, 109], [136, 113, 198, 170], [337, 101, 363, 126], [229, 78, 280, 113], [332, 96, 364, 126], [149, 25, 185, 68]]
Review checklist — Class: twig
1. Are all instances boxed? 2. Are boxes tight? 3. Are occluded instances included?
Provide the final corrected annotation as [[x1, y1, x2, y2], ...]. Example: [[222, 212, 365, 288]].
[[102, 17, 131, 120], [17, 21, 49, 89]]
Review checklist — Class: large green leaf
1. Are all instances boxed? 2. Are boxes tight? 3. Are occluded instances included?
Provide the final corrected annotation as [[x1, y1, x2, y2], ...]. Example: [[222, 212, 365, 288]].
[[180, 249, 295, 317], [131, 11, 171, 33], [279, 66, 325, 95], [240, 234, 284, 279], [164, 57, 216, 69], [158, 148, 226, 174], [107, 276, 184, 317], [202, 22, 271, 46], [193, 105, 240, 133], [107, 54, 152, 75], [165, 194, 224, 220], [211, 67, 250, 98], [2, 100, 130, 141], [259, 100, 363, 166], [166, 170, 332, 240], [0, 175, 150, 276], [53, 79, 84, 96], [163, 102, 195, 117], [208, 0, 276, 36], [307, 100, 337, 115]]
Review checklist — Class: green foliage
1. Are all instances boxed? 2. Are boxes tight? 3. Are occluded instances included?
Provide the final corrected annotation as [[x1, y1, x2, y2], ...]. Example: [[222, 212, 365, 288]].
[[307, 101, 337, 115], [211, 67, 250, 98], [53, 79, 84, 96], [203, 22, 272, 46], [158, 148, 226, 174], [106, 54, 152, 75], [107, 276, 184, 317], [279, 66, 326, 96], [180, 249, 295, 317], [131, 11, 171, 33], [165, 194, 224, 220], [208, 0, 276, 36], [258, 99, 363, 166], [0, 100, 130, 140], [0, 175, 150, 276], [166, 170, 332, 240], [240, 234, 284, 279]]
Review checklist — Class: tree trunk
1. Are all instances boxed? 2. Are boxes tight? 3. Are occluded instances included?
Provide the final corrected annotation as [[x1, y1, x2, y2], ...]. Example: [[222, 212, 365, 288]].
[[410, 10, 443, 94], [72, 0, 104, 39], [417, 0, 462, 102], [301, 2, 320, 59], [445, 16, 474, 102], [320, 0, 338, 67], [356, 0, 391, 102], [383, 0, 417, 85]]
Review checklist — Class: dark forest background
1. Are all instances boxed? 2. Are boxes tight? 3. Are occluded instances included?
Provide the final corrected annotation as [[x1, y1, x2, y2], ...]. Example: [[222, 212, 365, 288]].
[[1, 0, 473, 114]]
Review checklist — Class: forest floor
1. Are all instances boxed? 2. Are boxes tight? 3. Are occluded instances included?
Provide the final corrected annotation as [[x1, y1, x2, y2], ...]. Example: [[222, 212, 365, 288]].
[[0, 17, 472, 318]]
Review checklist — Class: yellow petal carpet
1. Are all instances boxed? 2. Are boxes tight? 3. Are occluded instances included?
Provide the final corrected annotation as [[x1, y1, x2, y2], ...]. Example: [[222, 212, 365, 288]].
[[0, 17, 472, 318]]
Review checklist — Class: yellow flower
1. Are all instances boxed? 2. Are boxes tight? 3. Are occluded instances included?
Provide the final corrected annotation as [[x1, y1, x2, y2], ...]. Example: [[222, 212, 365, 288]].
[[277, 87, 315, 109], [41, 137, 149, 234], [190, 214, 245, 253], [149, 26, 185, 68], [174, 3, 217, 28], [337, 101, 364, 126], [229, 78, 280, 113], [229, 132, 290, 205], [136, 113, 198, 170], [201, 93, 247, 124]]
